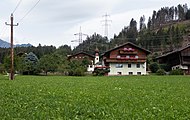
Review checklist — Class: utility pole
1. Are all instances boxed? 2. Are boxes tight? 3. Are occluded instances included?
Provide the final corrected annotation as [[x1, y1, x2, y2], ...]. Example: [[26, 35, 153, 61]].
[[5, 14, 18, 80], [102, 13, 112, 38]]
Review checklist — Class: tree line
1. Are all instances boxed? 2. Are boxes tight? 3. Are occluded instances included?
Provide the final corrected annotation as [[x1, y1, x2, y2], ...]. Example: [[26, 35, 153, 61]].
[[73, 4, 190, 54], [0, 4, 190, 75]]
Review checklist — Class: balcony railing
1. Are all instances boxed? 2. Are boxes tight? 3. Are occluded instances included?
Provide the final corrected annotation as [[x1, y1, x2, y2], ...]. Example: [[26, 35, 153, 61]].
[[119, 50, 137, 55]]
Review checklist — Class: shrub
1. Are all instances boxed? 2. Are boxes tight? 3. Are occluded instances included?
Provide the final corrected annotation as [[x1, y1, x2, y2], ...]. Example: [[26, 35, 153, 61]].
[[170, 69, 184, 75], [93, 68, 110, 76], [21, 52, 39, 75], [149, 62, 159, 73], [0, 64, 5, 74], [74, 67, 85, 76], [68, 69, 85, 76], [159, 64, 171, 72], [156, 69, 166, 75], [67, 60, 86, 76]]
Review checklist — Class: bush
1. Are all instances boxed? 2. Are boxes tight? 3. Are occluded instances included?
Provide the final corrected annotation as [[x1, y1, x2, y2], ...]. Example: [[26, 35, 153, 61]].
[[67, 60, 86, 76], [149, 62, 159, 73], [0, 64, 5, 74], [74, 68, 85, 76], [159, 64, 171, 72], [68, 68, 85, 76], [156, 69, 166, 75], [170, 69, 184, 75], [93, 68, 110, 76], [93, 69, 105, 76], [68, 66, 85, 76]]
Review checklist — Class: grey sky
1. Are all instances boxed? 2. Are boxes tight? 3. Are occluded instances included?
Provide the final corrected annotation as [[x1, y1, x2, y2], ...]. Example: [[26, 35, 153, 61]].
[[0, 0, 189, 48]]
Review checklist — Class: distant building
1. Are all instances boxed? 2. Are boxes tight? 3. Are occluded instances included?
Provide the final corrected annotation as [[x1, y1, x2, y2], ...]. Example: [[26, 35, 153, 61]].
[[68, 52, 95, 62], [102, 42, 151, 75], [68, 51, 97, 72], [156, 45, 190, 75], [68, 42, 151, 75]]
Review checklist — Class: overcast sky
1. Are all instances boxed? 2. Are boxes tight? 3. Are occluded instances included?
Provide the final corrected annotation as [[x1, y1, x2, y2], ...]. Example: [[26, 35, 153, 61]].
[[0, 0, 189, 48]]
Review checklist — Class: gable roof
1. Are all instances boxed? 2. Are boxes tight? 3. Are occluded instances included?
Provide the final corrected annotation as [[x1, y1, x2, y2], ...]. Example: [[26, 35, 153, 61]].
[[102, 42, 151, 56], [156, 45, 190, 59], [68, 51, 95, 59]]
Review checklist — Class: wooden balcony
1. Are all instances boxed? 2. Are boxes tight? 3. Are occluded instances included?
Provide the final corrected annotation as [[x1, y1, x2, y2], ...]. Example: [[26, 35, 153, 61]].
[[106, 58, 146, 63], [119, 50, 137, 55]]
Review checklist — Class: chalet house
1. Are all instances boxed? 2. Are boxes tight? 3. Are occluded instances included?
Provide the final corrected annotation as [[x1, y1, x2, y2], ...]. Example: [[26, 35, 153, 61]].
[[156, 45, 190, 75], [68, 52, 95, 62], [68, 51, 100, 72], [102, 42, 151, 75]]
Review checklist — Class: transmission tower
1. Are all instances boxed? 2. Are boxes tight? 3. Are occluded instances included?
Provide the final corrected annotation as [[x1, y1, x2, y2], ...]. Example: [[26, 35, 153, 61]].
[[102, 13, 112, 38], [71, 26, 88, 45]]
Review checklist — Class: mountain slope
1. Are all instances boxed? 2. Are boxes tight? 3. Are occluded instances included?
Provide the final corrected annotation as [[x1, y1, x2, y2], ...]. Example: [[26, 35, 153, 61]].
[[15, 43, 33, 47], [0, 39, 32, 48], [0, 39, 11, 48]]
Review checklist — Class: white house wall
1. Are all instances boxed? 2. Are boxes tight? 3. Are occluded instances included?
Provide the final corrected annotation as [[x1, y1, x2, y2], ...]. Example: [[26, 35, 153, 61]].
[[108, 62, 147, 76]]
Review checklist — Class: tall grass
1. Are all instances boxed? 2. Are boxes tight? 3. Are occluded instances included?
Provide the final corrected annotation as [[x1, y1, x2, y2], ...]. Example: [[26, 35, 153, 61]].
[[0, 75, 190, 119]]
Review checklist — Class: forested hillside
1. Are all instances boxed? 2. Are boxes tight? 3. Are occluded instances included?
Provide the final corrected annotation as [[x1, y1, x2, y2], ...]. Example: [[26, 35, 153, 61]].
[[0, 4, 190, 75], [74, 4, 190, 54]]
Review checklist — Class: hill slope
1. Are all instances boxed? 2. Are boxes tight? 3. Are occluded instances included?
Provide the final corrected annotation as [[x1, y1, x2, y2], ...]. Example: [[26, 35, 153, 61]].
[[0, 39, 10, 48], [0, 39, 32, 48]]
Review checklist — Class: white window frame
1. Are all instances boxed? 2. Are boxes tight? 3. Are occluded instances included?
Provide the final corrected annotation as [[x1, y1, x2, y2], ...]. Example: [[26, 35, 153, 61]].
[[116, 64, 123, 68]]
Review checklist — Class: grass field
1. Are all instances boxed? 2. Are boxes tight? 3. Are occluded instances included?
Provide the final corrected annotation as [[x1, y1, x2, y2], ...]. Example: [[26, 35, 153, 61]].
[[0, 75, 190, 119]]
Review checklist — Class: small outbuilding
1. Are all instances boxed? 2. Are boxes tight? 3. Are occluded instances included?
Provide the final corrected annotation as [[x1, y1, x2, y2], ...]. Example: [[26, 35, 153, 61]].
[[156, 45, 190, 75]]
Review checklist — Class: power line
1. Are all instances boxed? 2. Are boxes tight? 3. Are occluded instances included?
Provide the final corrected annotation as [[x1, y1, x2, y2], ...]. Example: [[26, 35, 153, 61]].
[[0, 0, 22, 39], [12, 0, 23, 14], [0, 26, 8, 39], [18, 0, 41, 23], [2, 0, 41, 41]]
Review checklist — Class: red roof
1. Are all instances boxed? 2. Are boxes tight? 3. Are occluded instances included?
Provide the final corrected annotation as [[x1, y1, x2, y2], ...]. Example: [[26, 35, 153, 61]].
[[102, 42, 151, 57], [68, 52, 95, 59]]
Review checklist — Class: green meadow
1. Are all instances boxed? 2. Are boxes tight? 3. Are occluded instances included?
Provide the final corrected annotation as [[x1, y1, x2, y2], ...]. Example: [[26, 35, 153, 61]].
[[0, 75, 190, 119]]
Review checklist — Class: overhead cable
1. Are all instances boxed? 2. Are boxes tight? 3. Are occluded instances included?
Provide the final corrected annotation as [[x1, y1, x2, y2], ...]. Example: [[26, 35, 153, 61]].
[[18, 0, 41, 23]]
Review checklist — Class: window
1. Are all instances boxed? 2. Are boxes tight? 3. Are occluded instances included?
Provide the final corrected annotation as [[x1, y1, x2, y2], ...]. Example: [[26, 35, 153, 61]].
[[116, 64, 123, 68], [135, 56, 139, 59], [124, 48, 128, 51], [137, 72, 141, 75], [117, 72, 122, 75], [117, 55, 121, 59], [136, 63, 140, 68], [129, 72, 133, 75], [128, 64, 131, 68]]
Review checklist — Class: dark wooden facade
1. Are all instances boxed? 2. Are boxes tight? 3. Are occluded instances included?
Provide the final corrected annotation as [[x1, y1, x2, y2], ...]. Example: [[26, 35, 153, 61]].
[[156, 45, 190, 75], [102, 42, 151, 66], [68, 52, 95, 62]]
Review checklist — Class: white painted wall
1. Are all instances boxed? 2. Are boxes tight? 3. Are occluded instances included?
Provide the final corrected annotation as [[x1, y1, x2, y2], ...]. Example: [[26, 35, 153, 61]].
[[108, 62, 147, 76], [87, 60, 95, 72], [87, 65, 94, 72], [172, 64, 188, 70], [95, 55, 99, 64]]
